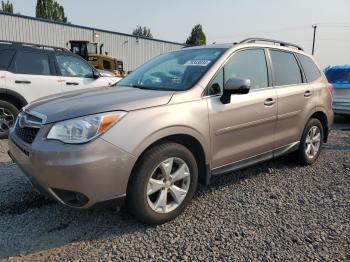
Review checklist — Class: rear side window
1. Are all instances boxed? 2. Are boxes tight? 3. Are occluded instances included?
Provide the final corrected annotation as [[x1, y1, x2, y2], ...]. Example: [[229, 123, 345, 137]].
[[0, 49, 15, 70], [297, 54, 321, 82], [270, 50, 303, 86], [14, 52, 51, 75]]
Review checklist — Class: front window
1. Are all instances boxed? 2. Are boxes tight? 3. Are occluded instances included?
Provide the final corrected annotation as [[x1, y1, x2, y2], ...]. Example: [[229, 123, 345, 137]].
[[118, 48, 227, 91], [207, 49, 269, 95], [56, 55, 93, 78]]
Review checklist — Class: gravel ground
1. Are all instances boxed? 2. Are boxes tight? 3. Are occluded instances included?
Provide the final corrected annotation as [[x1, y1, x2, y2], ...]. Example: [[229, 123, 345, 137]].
[[0, 140, 10, 163], [0, 119, 349, 261]]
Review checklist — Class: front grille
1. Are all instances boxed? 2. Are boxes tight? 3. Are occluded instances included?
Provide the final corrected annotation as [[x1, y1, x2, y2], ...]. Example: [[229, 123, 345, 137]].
[[15, 124, 40, 144], [14, 111, 44, 144]]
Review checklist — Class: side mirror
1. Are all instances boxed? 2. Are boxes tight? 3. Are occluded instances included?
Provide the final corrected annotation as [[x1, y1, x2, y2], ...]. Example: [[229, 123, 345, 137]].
[[220, 77, 251, 104], [93, 71, 101, 79]]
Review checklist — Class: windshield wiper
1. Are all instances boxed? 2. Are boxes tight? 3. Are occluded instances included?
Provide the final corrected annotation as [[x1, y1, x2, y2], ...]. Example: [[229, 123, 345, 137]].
[[127, 84, 160, 90]]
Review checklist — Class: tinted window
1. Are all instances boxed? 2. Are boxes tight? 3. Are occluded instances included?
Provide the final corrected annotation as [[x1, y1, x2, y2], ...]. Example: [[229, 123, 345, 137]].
[[56, 55, 93, 78], [225, 49, 268, 90], [270, 50, 302, 86], [0, 49, 15, 70], [14, 52, 51, 75], [297, 54, 321, 82]]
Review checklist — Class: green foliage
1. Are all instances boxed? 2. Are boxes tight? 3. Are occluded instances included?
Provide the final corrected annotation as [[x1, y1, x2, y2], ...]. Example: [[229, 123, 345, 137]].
[[132, 25, 153, 39], [185, 24, 206, 46], [36, 0, 67, 23], [1, 0, 13, 13]]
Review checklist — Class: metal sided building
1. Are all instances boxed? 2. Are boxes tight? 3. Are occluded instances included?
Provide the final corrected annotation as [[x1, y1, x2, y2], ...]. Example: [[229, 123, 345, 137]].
[[0, 12, 184, 71]]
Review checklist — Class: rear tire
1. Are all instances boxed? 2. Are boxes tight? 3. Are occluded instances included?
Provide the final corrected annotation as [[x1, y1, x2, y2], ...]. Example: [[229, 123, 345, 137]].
[[127, 143, 198, 224], [296, 118, 324, 165], [0, 100, 19, 139]]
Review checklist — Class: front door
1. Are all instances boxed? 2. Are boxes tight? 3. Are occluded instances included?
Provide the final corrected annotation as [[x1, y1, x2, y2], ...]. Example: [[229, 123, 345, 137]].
[[207, 48, 277, 170]]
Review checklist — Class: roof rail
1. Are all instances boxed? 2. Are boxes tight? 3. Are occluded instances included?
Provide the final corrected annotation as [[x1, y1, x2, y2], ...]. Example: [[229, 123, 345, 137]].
[[0, 40, 70, 52], [240, 38, 304, 51]]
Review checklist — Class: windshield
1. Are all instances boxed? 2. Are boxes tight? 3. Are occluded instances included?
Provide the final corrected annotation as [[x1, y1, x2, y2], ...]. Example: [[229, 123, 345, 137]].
[[118, 48, 227, 91]]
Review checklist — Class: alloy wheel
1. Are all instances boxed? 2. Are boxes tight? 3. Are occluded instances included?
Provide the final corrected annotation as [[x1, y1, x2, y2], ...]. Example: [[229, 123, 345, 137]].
[[305, 126, 321, 159], [146, 157, 191, 214], [0, 107, 15, 135]]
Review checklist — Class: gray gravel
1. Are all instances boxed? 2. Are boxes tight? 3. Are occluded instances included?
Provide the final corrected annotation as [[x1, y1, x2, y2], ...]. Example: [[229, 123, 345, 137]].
[[0, 125, 349, 261]]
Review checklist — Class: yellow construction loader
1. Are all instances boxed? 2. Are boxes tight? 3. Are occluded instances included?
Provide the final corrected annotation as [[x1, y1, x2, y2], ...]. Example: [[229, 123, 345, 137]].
[[69, 40, 126, 77]]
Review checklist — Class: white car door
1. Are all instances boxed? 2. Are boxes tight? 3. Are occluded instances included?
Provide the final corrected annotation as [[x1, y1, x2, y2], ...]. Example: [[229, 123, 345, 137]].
[[54, 54, 110, 92], [6, 51, 62, 103]]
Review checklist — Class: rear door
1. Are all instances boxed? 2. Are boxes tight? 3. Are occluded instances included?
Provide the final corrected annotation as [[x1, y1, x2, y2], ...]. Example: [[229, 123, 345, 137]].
[[270, 50, 316, 149], [54, 54, 109, 92], [6, 51, 61, 103], [207, 48, 277, 169], [0, 49, 16, 90]]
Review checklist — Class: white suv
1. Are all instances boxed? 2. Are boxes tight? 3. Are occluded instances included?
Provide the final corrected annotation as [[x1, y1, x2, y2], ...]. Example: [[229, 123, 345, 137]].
[[0, 41, 120, 138]]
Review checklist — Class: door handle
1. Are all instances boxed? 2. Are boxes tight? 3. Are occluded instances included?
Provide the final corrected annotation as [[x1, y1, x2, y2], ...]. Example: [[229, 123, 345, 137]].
[[264, 98, 276, 106], [66, 82, 79, 86], [15, 80, 31, 84], [304, 90, 312, 97]]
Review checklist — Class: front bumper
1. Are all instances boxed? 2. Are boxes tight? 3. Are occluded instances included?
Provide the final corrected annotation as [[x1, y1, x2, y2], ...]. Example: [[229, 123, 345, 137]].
[[8, 130, 136, 208]]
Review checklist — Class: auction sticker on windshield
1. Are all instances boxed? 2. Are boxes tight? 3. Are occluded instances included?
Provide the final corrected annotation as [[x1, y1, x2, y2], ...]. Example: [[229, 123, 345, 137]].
[[185, 60, 212, 66]]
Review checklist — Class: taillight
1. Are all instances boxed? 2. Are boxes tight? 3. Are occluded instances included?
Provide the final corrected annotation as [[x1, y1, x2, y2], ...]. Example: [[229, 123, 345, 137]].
[[327, 83, 334, 103], [327, 83, 333, 94]]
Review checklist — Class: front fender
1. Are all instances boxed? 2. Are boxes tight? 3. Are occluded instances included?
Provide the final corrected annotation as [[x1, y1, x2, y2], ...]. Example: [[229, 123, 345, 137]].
[[131, 125, 210, 164], [101, 100, 211, 164]]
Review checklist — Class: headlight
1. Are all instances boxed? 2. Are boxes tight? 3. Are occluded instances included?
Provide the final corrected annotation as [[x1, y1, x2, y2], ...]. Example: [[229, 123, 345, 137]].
[[47, 112, 126, 144]]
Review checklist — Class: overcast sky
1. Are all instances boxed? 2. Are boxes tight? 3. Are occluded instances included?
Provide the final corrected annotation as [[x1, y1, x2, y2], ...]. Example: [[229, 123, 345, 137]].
[[8, 0, 350, 68]]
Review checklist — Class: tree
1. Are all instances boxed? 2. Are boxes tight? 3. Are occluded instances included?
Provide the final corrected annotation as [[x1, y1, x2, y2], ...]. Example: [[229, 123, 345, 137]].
[[1, 0, 13, 13], [132, 25, 153, 39], [36, 0, 67, 23], [185, 24, 206, 46]]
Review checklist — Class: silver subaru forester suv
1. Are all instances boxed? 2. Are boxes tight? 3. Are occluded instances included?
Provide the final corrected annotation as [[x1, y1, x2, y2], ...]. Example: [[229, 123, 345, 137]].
[[8, 38, 333, 224]]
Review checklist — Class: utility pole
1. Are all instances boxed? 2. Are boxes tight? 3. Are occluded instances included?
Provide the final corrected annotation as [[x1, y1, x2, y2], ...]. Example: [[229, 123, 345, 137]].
[[312, 24, 317, 55]]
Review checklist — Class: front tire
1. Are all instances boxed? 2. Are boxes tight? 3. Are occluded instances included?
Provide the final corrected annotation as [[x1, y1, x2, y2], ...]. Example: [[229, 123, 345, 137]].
[[0, 100, 19, 139], [127, 143, 198, 224], [297, 118, 324, 165]]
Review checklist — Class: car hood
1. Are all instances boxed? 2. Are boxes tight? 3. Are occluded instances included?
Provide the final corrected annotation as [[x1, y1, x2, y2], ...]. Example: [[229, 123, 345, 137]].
[[27, 86, 174, 124]]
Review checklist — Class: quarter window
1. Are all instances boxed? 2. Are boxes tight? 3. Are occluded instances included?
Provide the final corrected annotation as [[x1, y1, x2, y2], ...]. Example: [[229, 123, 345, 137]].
[[208, 68, 224, 95], [0, 49, 15, 70], [224, 49, 268, 90], [14, 52, 51, 75], [270, 50, 303, 86], [297, 54, 321, 82], [56, 55, 93, 78]]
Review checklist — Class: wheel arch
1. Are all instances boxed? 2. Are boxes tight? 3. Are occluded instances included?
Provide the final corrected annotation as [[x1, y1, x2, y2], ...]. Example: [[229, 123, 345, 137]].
[[308, 110, 329, 143], [0, 88, 28, 110], [130, 130, 210, 187]]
